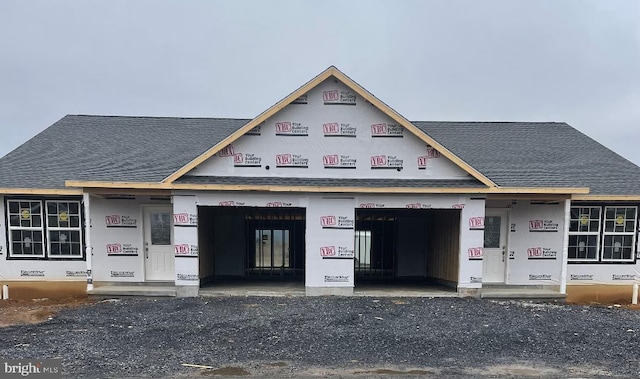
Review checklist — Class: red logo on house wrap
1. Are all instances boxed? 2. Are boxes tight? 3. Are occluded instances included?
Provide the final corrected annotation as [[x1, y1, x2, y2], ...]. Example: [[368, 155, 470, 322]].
[[320, 246, 336, 257], [174, 244, 189, 255], [469, 217, 484, 229], [266, 202, 283, 207], [323, 90, 339, 102], [105, 215, 121, 226], [529, 220, 543, 230], [360, 203, 375, 208], [276, 154, 293, 165], [275, 122, 292, 133], [106, 244, 122, 254], [468, 247, 483, 259], [173, 213, 188, 224], [371, 123, 387, 135], [233, 153, 244, 164], [323, 123, 339, 134], [218, 145, 234, 157], [452, 204, 465, 209], [320, 216, 337, 227], [323, 155, 339, 166], [218, 201, 235, 206], [417, 156, 429, 168], [528, 247, 543, 257], [426, 147, 441, 158], [371, 155, 387, 167]]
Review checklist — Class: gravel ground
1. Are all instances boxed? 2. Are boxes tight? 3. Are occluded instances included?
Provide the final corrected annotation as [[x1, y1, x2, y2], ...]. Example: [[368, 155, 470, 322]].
[[1, 296, 640, 378]]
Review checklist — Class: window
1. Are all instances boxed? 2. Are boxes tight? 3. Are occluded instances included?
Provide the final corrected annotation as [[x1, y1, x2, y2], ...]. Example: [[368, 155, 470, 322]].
[[46, 201, 83, 258], [568, 207, 601, 261], [602, 207, 637, 262], [568, 205, 638, 263], [6, 199, 83, 259], [8, 200, 44, 257]]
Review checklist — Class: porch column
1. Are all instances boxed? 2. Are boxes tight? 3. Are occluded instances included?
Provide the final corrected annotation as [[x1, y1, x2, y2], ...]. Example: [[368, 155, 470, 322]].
[[172, 195, 200, 297], [82, 193, 93, 292], [560, 199, 571, 294]]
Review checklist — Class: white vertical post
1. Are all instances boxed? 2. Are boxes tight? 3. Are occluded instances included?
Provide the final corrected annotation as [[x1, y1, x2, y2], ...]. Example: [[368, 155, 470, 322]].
[[83, 193, 93, 292], [560, 198, 571, 294], [2, 284, 8, 300]]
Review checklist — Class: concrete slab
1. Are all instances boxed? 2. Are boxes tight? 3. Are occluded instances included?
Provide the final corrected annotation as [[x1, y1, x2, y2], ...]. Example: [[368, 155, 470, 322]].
[[88, 285, 177, 297], [481, 288, 566, 300], [199, 282, 306, 297]]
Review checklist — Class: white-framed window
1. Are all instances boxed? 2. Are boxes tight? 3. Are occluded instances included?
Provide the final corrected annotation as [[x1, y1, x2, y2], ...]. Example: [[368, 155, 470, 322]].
[[6, 198, 83, 259], [602, 206, 637, 262], [7, 200, 45, 258], [45, 201, 83, 258], [568, 206, 601, 262]]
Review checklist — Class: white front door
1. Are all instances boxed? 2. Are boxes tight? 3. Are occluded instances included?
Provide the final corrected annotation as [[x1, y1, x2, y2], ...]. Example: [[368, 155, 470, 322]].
[[144, 207, 175, 281], [483, 210, 508, 283]]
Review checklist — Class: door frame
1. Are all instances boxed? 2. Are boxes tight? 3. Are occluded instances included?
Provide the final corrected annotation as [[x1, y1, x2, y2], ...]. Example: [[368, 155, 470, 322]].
[[483, 208, 510, 284], [142, 204, 174, 281]]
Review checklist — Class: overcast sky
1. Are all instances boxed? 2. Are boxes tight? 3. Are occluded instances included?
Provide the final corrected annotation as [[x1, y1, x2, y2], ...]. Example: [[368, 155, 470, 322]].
[[1, 0, 639, 166]]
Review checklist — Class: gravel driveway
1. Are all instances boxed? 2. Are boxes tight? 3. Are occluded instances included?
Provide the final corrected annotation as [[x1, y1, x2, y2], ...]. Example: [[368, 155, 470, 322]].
[[1, 296, 640, 378]]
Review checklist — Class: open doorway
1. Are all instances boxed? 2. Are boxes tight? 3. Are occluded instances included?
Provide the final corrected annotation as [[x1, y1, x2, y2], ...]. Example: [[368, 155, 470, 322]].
[[354, 208, 460, 288], [198, 207, 305, 284]]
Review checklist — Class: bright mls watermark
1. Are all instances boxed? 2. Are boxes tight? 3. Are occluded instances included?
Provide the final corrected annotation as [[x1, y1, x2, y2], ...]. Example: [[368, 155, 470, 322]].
[[1, 359, 61, 378]]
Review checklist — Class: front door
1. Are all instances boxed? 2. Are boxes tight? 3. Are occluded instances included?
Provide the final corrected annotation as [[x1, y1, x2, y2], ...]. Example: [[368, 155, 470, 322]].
[[483, 210, 508, 283], [144, 207, 174, 281]]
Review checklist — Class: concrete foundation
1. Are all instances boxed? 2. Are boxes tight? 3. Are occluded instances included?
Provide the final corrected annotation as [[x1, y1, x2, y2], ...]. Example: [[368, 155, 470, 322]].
[[176, 286, 200, 297], [306, 286, 354, 296]]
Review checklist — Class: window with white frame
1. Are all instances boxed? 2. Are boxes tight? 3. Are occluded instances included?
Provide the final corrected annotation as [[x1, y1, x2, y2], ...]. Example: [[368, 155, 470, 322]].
[[568, 206, 601, 261], [602, 207, 637, 262], [6, 199, 83, 259]]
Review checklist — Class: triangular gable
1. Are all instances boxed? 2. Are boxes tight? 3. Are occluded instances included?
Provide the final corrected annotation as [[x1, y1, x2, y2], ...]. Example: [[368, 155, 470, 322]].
[[162, 66, 497, 187]]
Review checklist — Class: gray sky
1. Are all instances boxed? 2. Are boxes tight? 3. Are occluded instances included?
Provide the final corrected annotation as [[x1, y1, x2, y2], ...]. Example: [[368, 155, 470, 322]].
[[1, 0, 639, 165]]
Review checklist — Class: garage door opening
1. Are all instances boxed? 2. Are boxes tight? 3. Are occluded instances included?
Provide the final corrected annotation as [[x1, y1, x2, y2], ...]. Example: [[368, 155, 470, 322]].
[[354, 209, 460, 288], [198, 207, 305, 285]]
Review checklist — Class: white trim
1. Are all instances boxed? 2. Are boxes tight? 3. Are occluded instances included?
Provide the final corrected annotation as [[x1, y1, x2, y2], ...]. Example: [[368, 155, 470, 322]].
[[560, 199, 570, 294]]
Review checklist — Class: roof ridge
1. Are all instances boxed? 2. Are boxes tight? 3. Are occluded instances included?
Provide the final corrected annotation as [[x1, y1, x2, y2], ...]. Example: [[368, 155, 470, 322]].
[[411, 120, 566, 124], [67, 114, 252, 121]]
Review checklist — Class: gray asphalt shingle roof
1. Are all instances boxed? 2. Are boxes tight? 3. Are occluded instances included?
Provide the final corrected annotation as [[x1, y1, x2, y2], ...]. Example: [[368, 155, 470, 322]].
[[0, 115, 638, 195], [413, 121, 640, 195], [0, 115, 250, 189]]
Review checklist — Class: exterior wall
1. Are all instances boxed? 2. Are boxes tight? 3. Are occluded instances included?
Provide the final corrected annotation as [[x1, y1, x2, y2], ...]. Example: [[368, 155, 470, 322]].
[[173, 195, 199, 296], [189, 78, 469, 180], [506, 200, 565, 285], [567, 201, 640, 288], [191, 191, 483, 293], [0, 195, 86, 282], [89, 195, 172, 283]]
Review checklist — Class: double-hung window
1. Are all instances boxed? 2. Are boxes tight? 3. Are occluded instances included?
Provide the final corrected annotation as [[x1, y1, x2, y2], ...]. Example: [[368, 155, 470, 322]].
[[568, 207, 601, 261], [6, 199, 83, 259], [568, 205, 638, 263], [46, 201, 83, 258], [7, 200, 45, 258], [602, 207, 637, 262]]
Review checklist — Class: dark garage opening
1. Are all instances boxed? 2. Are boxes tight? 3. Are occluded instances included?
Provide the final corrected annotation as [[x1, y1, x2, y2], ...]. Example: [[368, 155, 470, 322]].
[[198, 207, 305, 285], [355, 208, 460, 288]]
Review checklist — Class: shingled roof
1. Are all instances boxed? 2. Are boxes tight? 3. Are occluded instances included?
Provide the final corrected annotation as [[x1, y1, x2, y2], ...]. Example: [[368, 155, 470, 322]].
[[0, 115, 639, 196], [0, 115, 250, 189], [414, 121, 640, 196]]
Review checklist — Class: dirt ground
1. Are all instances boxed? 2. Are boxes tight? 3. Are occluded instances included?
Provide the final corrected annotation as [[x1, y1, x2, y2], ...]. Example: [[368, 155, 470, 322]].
[[0, 296, 94, 328]]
